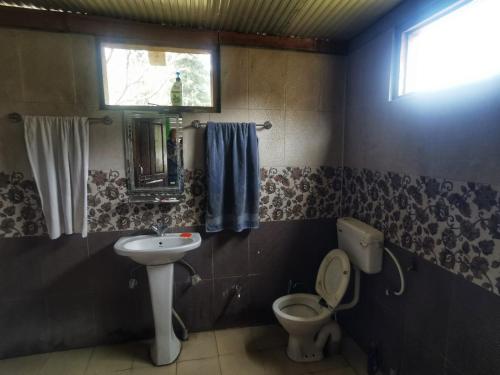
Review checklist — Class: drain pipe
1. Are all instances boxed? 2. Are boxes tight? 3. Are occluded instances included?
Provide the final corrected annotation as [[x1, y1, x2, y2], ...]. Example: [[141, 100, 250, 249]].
[[172, 308, 188, 341], [315, 322, 342, 355], [333, 248, 405, 314], [173, 259, 202, 341], [176, 259, 202, 286], [334, 266, 360, 312], [383, 247, 405, 296]]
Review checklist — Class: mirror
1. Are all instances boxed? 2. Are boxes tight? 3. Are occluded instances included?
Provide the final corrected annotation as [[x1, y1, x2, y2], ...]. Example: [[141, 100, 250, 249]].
[[124, 112, 183, 202]]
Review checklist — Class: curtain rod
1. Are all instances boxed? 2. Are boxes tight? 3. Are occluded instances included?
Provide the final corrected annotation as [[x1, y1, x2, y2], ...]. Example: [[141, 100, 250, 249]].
[[190, 120, 272, 129], [7, 112, 113, 125]]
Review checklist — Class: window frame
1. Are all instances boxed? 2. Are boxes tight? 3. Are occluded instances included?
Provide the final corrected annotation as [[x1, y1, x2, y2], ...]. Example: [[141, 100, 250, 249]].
[[390, 0, 474, 100], [96, 37, 221, 113]]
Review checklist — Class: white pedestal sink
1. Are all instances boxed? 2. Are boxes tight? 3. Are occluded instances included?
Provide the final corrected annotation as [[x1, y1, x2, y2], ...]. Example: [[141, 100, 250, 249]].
[[114, 232, 201, 365]]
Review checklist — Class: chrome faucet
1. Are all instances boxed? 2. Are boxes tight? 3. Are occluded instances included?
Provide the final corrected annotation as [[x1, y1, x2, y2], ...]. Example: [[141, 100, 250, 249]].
[[151, 223, 169, 236]]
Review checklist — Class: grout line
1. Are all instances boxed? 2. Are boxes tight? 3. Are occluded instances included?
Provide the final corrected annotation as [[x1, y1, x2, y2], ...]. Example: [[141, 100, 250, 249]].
[[442, 276, 456, 368], [283, 51, 289, 165], [68, 34, 78, 106], [82, 346, 95, 374], [213, 329, 222, 356], [215, 355, 223, 375], [246, 48, 249, 112], [36, 350, 51, 374], [212, 330, 220, 356], [339, 54, 349, 219]]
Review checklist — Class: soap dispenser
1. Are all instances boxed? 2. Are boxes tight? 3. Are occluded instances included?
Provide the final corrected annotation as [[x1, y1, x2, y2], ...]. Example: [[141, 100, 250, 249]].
[[170, 71, 183, 106]]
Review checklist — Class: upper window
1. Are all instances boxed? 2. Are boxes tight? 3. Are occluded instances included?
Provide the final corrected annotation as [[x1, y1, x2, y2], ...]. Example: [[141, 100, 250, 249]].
[[397, 0, 500, 96], [98, 41, 218, 111]]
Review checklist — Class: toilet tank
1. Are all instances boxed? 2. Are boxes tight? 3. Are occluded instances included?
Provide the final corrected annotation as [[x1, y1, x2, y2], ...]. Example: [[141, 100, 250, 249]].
[[337, 217, 383, 274]]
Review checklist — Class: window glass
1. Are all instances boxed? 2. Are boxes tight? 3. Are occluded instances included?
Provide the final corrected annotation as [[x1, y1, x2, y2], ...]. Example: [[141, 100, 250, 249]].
[[399, 0, 500, 96], [101, 43, 213, 107]]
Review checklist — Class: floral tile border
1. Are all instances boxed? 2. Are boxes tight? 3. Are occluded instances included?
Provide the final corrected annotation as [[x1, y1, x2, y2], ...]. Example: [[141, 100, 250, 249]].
[[4, 165, 498, 295], [87, 169, 206, 232], [342, 167, 500, 295], [259, 166, 342, 221], [0, 172, 45, 237], [88, 166, 342, 231], [0, 166, 342, 238]]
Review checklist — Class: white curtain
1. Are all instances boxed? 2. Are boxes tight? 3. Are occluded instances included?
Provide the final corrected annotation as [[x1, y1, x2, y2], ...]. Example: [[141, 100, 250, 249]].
[[24, 116, 89, 239]]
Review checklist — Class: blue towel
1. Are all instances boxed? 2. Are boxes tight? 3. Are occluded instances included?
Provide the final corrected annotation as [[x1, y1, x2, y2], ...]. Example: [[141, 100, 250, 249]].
[[205, 122, 260, 232]]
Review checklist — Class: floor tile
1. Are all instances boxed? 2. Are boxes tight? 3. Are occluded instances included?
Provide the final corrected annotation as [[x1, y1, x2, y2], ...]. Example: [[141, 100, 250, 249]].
[[309, 367, 357, 375], [340, 337, 367, 375], [177, 357, 221, 375], [289, 354, 352, 374], [178, 331, 218, 361], [215, 325, 287, 355], [86, 344, 136, 374], [219, 347, 353, 375], [0, 327, 358, 375], [131, 364, 177, 374], [131, 341, 155, 369], [39, 347, 93, 375], [219, 348, 296, 375], [0, 352, 49, 375]]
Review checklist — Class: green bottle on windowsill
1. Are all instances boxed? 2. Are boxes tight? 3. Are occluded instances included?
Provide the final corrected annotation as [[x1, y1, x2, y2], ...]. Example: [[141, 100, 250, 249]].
[[170, 71, 183, 106]]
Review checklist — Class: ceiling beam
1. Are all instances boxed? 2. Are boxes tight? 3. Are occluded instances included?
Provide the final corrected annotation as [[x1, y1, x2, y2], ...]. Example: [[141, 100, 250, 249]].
[[0, 6, 347, 54]]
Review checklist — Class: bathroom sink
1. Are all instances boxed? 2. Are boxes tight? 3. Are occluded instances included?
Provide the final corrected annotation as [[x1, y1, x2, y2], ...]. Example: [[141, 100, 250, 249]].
[[114, 232, 201, 265], [114, 232, 202, 366]]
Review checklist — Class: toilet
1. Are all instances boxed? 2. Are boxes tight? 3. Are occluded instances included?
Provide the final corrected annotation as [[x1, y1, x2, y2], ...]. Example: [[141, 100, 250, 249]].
[[273, 217, 383, 362]]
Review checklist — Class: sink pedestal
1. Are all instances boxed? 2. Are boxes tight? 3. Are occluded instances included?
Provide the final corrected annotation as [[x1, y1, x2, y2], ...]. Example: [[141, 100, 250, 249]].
[[114, 233, 202, 366], [146, 263, 180, 365]]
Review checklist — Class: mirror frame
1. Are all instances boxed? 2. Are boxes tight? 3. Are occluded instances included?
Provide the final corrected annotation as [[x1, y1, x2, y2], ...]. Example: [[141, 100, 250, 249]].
[[96, 37, 221, 113], [123, 111, 184, 202]]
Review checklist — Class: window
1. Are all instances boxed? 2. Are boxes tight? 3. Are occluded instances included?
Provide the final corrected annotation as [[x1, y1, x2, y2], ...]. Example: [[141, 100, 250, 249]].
[[396, 0, 500, 96], [98, 41, 218, 111]]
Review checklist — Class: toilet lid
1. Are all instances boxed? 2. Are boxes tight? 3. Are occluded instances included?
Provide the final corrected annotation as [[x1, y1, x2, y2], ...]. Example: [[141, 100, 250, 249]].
[[315, 249, 351, 309]]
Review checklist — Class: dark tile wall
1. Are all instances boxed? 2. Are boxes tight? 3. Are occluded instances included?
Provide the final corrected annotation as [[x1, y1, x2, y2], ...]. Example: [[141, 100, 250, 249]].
[[0, 218, 337, 359], [337, 242, 500, 375], [174, 218, 337, 331]]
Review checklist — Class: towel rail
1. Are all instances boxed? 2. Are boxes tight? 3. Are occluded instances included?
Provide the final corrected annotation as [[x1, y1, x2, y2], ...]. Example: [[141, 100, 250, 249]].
[[190, 120, 272, 129], [7, 112, 113, 125]]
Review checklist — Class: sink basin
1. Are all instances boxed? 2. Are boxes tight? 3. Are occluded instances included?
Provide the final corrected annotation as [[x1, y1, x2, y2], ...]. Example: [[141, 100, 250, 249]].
[[114, 233, 201, 265], [114, 232, 201, 366]]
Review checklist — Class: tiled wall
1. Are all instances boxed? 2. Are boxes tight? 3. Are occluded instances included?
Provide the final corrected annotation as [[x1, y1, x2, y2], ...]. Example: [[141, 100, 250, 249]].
[[2, 6, 499, 373], [343, 167, 500, 296], [340, 1, 500, 374], [0, 218, 337, 358], [337, 242, 500, 375], [0, 28, 346, 177], [0, 26, 346, 359], [340, 167, 500, 375], [0, 166, 342, 237]]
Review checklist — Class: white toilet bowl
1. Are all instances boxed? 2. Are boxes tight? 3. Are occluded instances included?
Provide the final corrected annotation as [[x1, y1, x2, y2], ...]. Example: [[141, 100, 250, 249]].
[[273, 249, 351, 362], [273, 293, 332, 361]]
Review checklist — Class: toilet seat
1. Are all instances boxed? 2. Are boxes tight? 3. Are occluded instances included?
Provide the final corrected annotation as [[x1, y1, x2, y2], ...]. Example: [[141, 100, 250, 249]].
[[273, 293, 331, 323], [315, 249, 351, 310]]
